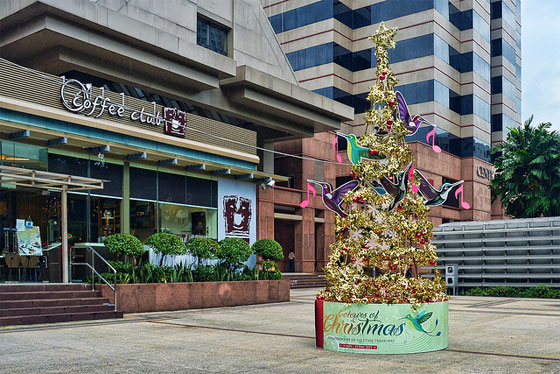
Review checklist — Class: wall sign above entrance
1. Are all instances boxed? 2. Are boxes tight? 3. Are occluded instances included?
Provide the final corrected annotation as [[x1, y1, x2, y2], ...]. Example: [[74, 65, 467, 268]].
[[476, 166, 494, 180], [60, 79, 186, 138]]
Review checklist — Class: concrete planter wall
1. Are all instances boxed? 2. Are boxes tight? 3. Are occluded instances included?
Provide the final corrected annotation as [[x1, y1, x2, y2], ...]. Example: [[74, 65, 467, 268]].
[[96, 280, 290, 313]]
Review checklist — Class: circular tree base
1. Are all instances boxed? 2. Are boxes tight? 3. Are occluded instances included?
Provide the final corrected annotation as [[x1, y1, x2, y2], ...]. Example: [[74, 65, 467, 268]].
[[315, 299, 448, 354]]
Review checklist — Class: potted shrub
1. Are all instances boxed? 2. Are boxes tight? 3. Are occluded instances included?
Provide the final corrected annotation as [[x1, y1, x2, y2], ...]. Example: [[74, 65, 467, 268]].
[[187, 237, 220, 282], [252, 239, 284, 261], [146, 232, 187, 266], [186, 237, 220, 265], [252, 239, 284, 280], [103, 233, 145, 265], [217, 238, 252, 280]]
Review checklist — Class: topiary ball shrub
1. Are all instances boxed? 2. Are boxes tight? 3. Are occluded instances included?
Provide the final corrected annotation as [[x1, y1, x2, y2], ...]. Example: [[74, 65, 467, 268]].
[[187, 237, 220, 264], [217, 237, 252, 272], [252, 239, 284, 261], [147, 233, 187, 266], [104, 233, 144, 260]]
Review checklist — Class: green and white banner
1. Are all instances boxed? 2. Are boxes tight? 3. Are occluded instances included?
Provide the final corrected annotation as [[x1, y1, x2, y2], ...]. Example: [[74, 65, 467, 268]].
[[316, 300, 448, 354]]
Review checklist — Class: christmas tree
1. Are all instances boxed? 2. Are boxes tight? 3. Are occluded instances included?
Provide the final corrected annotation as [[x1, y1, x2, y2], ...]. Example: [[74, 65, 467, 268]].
[[316, 23, 449, 308]]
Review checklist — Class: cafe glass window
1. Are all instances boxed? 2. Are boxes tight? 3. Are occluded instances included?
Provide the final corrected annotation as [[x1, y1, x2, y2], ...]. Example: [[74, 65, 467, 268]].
[[130, 167, 157, 242], [157, 171, 217, 240], [159, 203, 217, 241]]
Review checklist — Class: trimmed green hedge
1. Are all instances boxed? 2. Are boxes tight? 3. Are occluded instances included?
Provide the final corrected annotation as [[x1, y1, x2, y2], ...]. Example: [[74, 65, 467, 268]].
[[187, 237, 220, 264], [464, 285, 560, 299], [104, 233, 144, 259], [147, 233, 187, 256], [252, 239, 284, 261]]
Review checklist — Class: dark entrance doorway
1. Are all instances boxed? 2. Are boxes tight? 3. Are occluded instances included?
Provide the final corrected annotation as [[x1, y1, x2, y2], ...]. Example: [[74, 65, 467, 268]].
[[274, 219, 295, 272]]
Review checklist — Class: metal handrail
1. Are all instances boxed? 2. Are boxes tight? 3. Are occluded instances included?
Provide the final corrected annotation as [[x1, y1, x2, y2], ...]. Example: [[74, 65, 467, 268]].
[[70, 246, 117, 311]]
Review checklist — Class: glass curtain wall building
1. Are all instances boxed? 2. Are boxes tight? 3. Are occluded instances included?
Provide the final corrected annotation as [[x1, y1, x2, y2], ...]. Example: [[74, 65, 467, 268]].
[[263, 0, 521, 224]]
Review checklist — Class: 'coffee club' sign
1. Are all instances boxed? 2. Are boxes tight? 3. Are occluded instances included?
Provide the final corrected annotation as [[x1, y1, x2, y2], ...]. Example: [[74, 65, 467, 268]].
[[60, 78, 186, 138]]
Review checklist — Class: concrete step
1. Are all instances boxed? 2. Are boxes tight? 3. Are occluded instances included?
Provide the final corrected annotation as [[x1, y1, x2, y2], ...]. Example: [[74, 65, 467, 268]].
[[0, 304, 113, 317], [289, 281, 326, 289], [282, 273, 326, 289], [0, 291, 102, 301], [0, 284, 122, 326], [0, 297, 110, 310], [0, 284, 93, 293], [0, 310, 123, 326]]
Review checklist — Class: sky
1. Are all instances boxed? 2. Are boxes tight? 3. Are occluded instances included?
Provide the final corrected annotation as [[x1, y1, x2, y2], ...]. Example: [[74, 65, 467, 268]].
[[521, 1, 560, 132]]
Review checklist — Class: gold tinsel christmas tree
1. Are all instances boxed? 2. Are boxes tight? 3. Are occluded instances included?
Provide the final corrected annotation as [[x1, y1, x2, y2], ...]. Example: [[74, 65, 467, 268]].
[[317, 23, 449, 308]]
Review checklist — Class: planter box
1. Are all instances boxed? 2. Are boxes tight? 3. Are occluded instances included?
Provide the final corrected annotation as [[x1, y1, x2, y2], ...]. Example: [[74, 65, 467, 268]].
[[315, 299, 448, 354], [96, 280, 290, 313]]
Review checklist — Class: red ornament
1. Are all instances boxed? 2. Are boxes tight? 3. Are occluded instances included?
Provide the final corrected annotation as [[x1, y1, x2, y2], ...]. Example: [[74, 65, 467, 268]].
[[429, 259, 435, 266], [379, 75, 385, 81], [376, 57, 381, 63], [397, 205, 403, 211], [382, 69, 388, 76], [387, 117, 394, 125], [369, 148, 379, 155], [389, 99, 395, 107]]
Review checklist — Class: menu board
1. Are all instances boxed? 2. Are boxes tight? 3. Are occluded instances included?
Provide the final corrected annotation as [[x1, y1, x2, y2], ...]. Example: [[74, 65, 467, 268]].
[[17, 226, 43, 256]]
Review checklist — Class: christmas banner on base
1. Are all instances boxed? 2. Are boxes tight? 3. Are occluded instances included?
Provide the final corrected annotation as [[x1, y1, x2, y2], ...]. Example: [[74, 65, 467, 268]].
[[315, 299, 448, 354]]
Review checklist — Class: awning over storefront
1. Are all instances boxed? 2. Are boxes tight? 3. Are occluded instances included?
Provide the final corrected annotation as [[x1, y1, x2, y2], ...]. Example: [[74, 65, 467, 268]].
[[0, 165, 104, 191], [0, 164, 104, 284]]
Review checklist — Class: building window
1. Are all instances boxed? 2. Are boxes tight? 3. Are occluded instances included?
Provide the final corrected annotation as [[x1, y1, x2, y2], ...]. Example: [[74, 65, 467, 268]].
[[197, 17, 228, 56]]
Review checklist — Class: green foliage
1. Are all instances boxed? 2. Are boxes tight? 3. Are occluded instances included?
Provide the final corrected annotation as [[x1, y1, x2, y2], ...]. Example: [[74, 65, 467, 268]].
[[265, 269, 282, 280], [90, 238, 285, 284], [217, 238, 252, 272], [257, 260, 277, 271], [464, 285, 560, 299], [491, 115, 560, 217], [147, 233, 187, 265], [107, 260, 132, 273], [252, 239, 284, 261], [169, 265, 193, 283], [187, 237, 220, 264], [193, 265, 216, 282], [104, 234, 144, 259]]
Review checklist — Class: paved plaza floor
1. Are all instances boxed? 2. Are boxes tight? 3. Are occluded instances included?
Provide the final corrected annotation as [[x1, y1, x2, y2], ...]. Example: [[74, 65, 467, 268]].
[[1, 288, 560, 373]]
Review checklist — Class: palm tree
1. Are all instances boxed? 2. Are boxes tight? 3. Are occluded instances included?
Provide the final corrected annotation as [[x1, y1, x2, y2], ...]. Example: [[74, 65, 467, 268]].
[[491, 116, 560, 217]]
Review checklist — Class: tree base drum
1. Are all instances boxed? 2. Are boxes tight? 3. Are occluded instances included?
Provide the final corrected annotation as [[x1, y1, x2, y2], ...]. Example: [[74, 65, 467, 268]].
[[315, 299, 448, 354]]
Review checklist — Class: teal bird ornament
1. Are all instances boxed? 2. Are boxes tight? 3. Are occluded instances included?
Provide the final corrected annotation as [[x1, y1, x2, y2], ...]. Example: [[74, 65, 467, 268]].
[[401, 311, 441, 336], [336, 132, 386, 165]]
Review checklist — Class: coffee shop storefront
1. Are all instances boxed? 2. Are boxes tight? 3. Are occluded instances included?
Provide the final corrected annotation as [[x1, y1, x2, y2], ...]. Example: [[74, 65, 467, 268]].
[[0, 59, 280, 284]]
